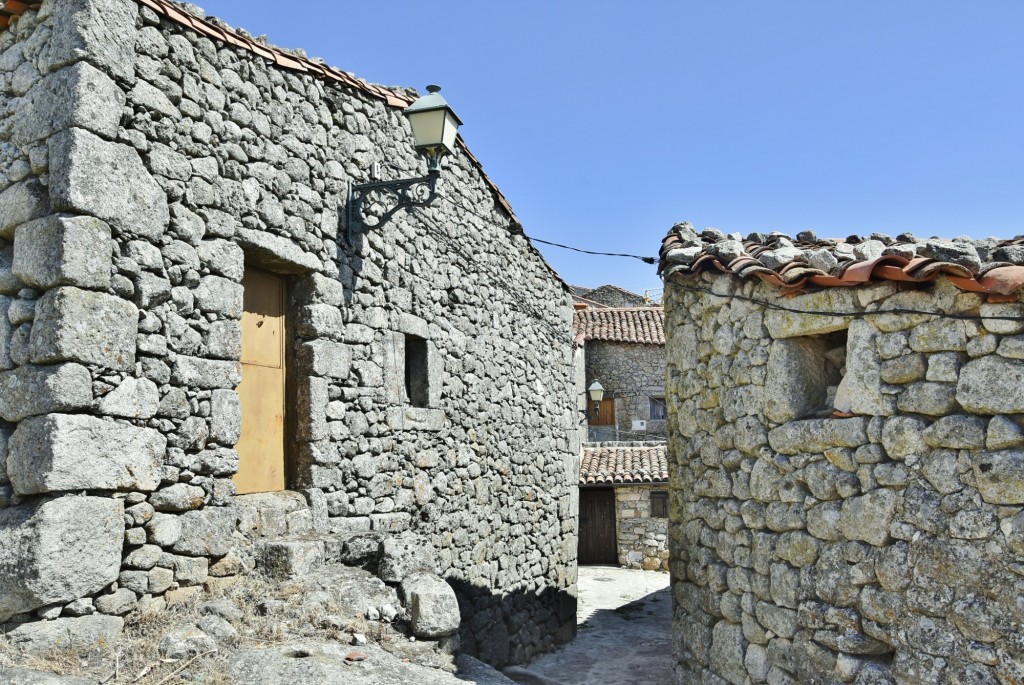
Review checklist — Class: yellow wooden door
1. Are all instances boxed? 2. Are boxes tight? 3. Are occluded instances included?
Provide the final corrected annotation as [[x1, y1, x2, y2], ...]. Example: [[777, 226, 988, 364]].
[[233, 268, 287, 494]]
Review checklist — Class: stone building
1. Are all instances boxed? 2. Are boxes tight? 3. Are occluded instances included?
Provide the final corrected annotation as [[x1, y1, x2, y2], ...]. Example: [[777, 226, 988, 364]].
[[573, 305, 667, 441], [572, 283, 648, 309], [572, 304, 669, 570], [659, 224, 1024, 684], [0, 0, 580, 666], [578, 442, 669, 570]]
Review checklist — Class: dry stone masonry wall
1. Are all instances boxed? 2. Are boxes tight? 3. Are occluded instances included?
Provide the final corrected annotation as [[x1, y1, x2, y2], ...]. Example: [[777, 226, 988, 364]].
[[585, 341, 666, 439], [0, 0, 578, 666], [615, 485, 669, 571], [664, 272, 1024, 684]]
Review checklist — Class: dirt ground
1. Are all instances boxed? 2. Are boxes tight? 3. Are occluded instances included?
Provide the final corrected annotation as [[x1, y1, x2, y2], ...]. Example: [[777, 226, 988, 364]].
[[506, 565, 673, 685]]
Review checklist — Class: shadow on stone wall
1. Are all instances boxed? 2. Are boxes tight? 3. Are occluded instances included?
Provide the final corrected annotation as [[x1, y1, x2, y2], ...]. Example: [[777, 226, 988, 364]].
[[448, 577, 577, 668]]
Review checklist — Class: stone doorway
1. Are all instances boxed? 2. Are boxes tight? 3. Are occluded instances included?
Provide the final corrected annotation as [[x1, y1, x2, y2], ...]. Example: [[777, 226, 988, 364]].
[[234, 267, 290, 494]]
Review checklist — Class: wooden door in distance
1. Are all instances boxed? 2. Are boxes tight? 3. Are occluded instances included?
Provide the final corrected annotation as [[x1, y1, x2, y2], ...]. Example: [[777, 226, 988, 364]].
[[592, 398, 616, 426], [578, 488, 617, 564], [234, 268, 287, 495]]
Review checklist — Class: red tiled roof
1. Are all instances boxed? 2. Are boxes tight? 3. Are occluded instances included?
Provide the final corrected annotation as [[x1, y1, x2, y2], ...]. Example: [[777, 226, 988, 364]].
[[573, 307, 665, 345], [0, 1, 31, 27], [659, 224, 1024, 299], [580, 444, 668, 485]]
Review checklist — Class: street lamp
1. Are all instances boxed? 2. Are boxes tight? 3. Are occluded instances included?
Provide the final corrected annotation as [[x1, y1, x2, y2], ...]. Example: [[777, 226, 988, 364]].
[[348, 85, 463, 232], [587, 380, 605, 422]]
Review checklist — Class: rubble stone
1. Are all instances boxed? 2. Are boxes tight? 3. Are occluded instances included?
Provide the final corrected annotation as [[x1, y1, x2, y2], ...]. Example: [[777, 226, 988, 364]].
[[401, 572, 461, 638], [663, 267, 1024, 684]]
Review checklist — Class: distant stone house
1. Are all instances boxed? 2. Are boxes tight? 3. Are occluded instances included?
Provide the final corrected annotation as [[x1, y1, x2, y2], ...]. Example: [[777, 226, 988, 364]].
[[572, 303, 669, 570], [659, 224, 1024, 684], [573, 305, 667, 441], [0, 0, 579, 667], [578, 442, 669, 570], [572, 283, 649, 309]]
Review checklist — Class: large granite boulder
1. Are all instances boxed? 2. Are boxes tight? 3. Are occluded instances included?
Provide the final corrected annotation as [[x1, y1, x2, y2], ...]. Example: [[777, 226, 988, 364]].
[[0, 496, 123, 621]]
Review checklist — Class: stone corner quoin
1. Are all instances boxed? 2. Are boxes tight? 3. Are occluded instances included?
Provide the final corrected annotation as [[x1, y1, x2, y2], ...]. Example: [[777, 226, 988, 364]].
[[662, 269, 1024, 684], [0, 0, 580, 668]]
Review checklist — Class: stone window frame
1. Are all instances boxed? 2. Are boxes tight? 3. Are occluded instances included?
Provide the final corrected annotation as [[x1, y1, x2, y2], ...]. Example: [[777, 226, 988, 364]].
[[764, 328, 849, 423], [404, 333, 430, 408], [649, 396, 667, 421], [383, 315, 444, 431]]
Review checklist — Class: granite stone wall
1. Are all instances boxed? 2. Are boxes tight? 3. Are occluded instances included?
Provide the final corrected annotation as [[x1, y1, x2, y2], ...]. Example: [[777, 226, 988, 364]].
[[583, 285, 647, 308], [665, 273, 1024, 684], [615, 485, 669, 571], [585, 340, 666, 440], [0, 0, 578, 665]]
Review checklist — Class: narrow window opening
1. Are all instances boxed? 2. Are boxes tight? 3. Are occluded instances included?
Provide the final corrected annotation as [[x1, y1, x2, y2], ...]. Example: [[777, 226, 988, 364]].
[[820, 329, 849, 414], [649, 397, 667, 421], [651, 491, 668, 518], [405, 335, 429, 408]]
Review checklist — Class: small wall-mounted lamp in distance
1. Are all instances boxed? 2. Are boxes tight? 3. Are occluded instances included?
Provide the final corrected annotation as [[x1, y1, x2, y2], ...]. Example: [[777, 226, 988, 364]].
[[347, 85, 463, 233], [587, 380, 605, 423]]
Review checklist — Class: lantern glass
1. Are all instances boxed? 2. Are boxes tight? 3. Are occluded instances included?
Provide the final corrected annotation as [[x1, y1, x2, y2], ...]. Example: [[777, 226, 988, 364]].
[[404, 86, 462, 157], [407, 107, 446, 150], [587, 381, 605, 404]]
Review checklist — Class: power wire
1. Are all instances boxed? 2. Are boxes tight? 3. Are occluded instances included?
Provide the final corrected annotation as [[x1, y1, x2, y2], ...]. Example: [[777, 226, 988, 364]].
[[406, 207, 577, 346], [526, 237, 657, 265], [675, 282, 1024, 322], [439, 196, 658, 264]]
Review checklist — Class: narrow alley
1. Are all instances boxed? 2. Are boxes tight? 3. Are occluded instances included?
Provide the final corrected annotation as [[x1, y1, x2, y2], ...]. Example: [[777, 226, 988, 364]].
[[506, 567, 672, 685]]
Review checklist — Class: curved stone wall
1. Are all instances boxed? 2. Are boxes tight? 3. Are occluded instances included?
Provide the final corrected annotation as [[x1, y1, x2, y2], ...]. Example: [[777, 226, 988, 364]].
[[665, 274, 1024, 684]]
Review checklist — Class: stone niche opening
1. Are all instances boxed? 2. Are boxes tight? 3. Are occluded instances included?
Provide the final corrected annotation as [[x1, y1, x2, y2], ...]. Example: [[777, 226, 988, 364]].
[[765, 329, 847, 423], [404, 334, 429, 408]]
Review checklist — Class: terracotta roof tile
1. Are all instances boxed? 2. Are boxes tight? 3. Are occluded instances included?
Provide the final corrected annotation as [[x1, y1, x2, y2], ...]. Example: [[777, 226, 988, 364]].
[[580, 443, 668, 485], [659, 224, 1024, 296], [573, 307, 665, 345]]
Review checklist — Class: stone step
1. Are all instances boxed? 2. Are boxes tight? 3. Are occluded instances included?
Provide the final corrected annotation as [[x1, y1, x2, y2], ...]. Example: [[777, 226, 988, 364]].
[[255, 538, 325, 580]]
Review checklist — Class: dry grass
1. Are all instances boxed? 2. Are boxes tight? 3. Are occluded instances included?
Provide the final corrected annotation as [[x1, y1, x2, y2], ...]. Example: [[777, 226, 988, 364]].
[[0, 573, 408, 684], [2, 580, 254, 684]]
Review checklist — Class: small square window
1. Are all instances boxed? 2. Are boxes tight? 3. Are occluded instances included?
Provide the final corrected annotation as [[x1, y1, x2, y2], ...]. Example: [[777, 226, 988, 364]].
[[649, 397, 666, 421], [651, 490, 668, 518], [405, 335, 429, 408]]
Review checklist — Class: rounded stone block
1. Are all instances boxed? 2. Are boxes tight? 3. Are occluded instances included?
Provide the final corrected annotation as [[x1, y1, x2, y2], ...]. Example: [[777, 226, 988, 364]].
[[49, 128, 168, 240], [973, 451, 1024, 505], [0, 179, 49, 240], [0, 363, 92, 422], [401, 572, 461, 638], [958, 356, 1024, 414], [12, 62, 125, 148]]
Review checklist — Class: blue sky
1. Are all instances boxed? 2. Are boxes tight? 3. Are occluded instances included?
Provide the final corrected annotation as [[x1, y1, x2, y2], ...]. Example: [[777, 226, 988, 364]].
[[193, 1, 1023, 297]]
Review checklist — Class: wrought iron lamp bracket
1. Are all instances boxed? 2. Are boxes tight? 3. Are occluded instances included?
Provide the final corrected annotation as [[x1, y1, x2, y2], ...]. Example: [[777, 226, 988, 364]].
[[347, 169, 439, 239], [346, 147, 447, 240]]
